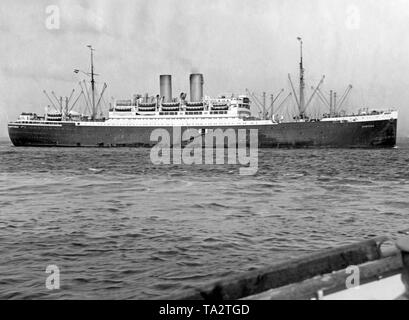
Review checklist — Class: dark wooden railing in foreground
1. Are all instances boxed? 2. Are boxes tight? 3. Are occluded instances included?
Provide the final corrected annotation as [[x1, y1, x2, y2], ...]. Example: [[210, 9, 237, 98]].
[[165, 236, 405, 300], [243, 249, 402, 300]]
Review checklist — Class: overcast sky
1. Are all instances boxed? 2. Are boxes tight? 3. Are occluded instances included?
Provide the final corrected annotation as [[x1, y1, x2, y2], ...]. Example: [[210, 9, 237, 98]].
[[0, 0, 408, 136]]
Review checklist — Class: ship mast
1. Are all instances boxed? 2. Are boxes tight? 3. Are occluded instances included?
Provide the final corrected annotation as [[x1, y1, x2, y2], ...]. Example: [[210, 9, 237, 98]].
[[73, 45, 107, 120], [87, 45, 96, 120], [297, 37, 305, 118]]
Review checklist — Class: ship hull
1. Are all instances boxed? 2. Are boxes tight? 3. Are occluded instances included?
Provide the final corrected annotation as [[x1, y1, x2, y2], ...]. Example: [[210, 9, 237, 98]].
[[8, 118, 397, 148]]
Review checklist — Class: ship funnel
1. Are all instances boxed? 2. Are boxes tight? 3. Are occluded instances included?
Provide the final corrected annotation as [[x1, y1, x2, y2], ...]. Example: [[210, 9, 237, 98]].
[[160, 75, 172, 103], [189, 73, 204, 102]]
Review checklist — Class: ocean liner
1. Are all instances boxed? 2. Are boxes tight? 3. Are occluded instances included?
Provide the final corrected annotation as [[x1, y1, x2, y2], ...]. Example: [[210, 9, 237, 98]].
[[8, 40, 397, 148]]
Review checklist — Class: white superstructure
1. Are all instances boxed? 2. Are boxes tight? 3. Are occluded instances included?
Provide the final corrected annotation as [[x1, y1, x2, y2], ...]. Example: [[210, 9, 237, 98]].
[[102, 94, 275, 127], [321, 110, 398, 123]]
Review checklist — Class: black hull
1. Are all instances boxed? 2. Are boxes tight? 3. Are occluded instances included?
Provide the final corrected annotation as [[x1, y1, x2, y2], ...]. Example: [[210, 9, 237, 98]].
[[8, 119, 397, 148]]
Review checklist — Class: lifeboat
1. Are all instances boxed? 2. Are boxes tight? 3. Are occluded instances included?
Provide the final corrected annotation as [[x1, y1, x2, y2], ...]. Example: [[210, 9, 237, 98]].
[[185, 102, 204, 111], [114, 106, 133, 112], [161, 102, 180, 111], [211, 103, 229, 110], [138, 102, 157, 112], [46, 113, 62, 121], [116, 100, 132, 106]]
